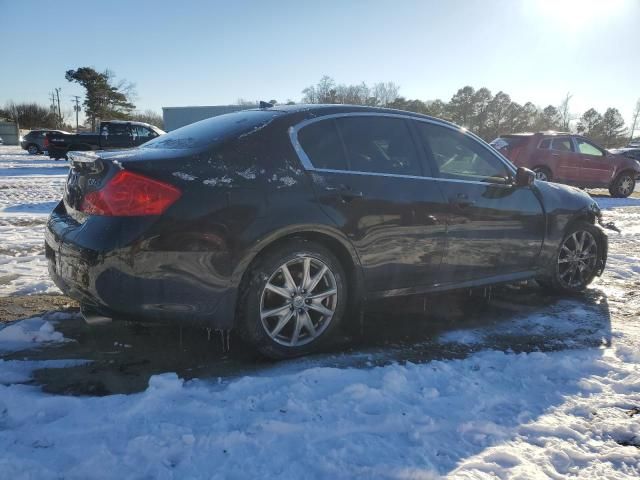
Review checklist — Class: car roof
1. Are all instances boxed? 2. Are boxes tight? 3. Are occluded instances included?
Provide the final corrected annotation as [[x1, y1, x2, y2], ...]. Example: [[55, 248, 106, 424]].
[[103, 120, 155, 127], [250, 103, 460, 129], [502, 131, 572, 137]]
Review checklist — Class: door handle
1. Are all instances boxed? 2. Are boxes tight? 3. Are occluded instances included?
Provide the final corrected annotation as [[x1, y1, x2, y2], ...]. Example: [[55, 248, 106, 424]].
[[450, 193, 475, 208], [325, 184, 364, 202]]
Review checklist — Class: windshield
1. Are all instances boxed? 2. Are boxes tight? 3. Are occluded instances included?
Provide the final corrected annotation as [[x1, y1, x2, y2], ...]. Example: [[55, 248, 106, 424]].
[[141, 110, 280, 150]]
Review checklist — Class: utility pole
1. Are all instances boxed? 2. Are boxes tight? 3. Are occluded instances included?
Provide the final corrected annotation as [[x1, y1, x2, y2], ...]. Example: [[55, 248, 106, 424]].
[[72, 95, 81, 133], [49, 91, 57, 116], [55, 88, 62, 126]]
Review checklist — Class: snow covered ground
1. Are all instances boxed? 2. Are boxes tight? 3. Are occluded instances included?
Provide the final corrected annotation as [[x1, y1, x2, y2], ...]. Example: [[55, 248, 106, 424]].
[[0, 145, 639, 478], [0, 146, 66, 296]]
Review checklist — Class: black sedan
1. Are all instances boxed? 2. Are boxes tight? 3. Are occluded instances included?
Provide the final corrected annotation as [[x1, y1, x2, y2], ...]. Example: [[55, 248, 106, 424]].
[[46, 105, 608, 358]]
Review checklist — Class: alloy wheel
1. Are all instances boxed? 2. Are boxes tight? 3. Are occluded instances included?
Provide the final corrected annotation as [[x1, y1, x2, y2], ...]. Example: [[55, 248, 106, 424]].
[[534, 169, 548, 181], [260, 256, 338, 347], [618, 175, 634, 197], [557, 230, 598, 289], [27, 145, 38, 154]]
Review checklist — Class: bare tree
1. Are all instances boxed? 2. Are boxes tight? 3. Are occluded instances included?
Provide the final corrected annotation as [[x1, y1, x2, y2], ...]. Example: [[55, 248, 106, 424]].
[[629, 98, 640, 143], [558, 92, 573, 131], [4, 101, 59, 129], [129, 110, 164, 129], [372, 82, 400, 106]]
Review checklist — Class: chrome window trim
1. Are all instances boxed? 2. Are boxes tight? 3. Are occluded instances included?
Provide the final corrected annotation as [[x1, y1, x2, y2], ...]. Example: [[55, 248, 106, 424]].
[[308, 167, 515, 187], [288, 112, 518, 182]]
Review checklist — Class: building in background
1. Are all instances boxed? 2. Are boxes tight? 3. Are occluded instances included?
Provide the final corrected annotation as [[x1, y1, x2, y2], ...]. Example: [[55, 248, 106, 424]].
[[162, 105, 252, 131], [0, 119, 20, 145]]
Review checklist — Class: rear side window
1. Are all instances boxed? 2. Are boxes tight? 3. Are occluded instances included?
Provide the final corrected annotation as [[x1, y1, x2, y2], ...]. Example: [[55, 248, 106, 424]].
[[143, 110, 281, 150], [417, 122, 510, 183], [539, 139, 551, 149], [297, 120, 347, 170], [335, 116, 421, 176], [104, 123, 130, 137], [551, 137, 573, 152]]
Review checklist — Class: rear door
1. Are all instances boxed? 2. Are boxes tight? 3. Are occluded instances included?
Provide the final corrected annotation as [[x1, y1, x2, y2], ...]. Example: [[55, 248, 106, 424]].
[[294, 114, 448, 293], [101, 123, 133, 149], [574, 137, 614, 186], [415, 122, 545, 284], [549, 136, 581, 183]]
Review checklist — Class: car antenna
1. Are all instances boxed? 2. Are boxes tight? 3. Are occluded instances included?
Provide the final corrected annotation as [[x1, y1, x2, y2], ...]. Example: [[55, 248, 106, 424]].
[[259, 100, 273, 109]]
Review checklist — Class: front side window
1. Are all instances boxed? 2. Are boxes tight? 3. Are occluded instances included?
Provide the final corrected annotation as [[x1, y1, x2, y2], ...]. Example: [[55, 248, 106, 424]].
[[335, 116, 421, 176], [550, 137, 573, 152], [576, 138, 604, 156], [297, 120, 347, 170], [416, 122, 510, 183], [131, 125, 156, 142]]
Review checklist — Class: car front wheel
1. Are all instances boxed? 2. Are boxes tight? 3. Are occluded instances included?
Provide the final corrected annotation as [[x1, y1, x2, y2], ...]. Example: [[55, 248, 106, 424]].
[[238, 239, 347, 358], [609, 172, 635, 198], [533, 167, 552, 182], [539, 222, 603, 294], [27, 144, 39, 155]]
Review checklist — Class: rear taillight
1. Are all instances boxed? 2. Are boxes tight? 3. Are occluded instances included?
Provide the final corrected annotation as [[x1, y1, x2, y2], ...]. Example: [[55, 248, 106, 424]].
[[81, 170, 181, 216]]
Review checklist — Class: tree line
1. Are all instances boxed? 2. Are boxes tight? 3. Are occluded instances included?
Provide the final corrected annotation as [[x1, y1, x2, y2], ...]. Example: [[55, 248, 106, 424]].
[[2, 70, 637, 147], [299, 76, 638, 148], [0, 66, 163, 131]]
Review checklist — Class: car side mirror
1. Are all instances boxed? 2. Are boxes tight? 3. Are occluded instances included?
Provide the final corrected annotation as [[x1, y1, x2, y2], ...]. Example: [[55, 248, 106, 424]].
[[515, 166, 535, 187]]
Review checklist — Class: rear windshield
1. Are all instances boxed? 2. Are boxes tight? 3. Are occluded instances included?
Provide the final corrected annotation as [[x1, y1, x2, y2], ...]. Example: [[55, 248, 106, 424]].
[[142, 110, 281, 150], [490, 136, 528, 151]]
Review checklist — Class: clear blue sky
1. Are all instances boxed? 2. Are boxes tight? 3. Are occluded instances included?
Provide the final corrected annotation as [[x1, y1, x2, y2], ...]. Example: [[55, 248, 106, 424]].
[[1, 0, 638, 124]]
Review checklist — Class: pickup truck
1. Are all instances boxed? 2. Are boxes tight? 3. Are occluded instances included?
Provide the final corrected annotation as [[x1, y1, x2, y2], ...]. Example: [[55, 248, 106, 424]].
[[47, 120, 165, 160]]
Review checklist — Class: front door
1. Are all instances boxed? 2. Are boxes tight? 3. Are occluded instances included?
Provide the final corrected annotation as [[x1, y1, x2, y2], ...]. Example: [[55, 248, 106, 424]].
[[413, 121, 545, 284], [574, 137, 614, 186], [295, 115, 448, 293]]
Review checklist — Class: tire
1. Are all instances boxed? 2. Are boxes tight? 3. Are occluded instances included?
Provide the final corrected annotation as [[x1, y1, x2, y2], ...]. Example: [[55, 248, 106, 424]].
[[532, 166, 552, 182], [237, 239, 347, 359], [27, 144, 39, 155], [609, 172, 636, 198], [537, 221, 604, 295]]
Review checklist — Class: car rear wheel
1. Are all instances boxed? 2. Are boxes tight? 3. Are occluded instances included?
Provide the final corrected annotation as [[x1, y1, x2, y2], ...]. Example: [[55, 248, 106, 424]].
[[538, 222, 603, 294], [533, 167, 551, 182], [27, 144, 39, 155], [609, 172, 635, 198], [237, 239, 347, 359]]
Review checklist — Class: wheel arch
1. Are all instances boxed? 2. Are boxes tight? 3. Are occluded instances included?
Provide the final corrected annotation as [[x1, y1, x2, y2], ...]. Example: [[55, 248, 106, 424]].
[[232, 226, 365, 324]]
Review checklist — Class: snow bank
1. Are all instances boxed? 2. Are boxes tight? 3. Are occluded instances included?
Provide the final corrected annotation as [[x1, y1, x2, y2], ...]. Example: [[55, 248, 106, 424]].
[[0, 315, 70, 353]]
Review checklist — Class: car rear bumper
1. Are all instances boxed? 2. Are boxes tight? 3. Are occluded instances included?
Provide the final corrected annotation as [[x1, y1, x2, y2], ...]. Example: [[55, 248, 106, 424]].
[[45, 203, 237, 328]]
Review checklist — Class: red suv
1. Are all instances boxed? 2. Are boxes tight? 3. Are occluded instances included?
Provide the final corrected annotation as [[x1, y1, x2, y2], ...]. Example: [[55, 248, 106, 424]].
[[491, 132, 640, 197]]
